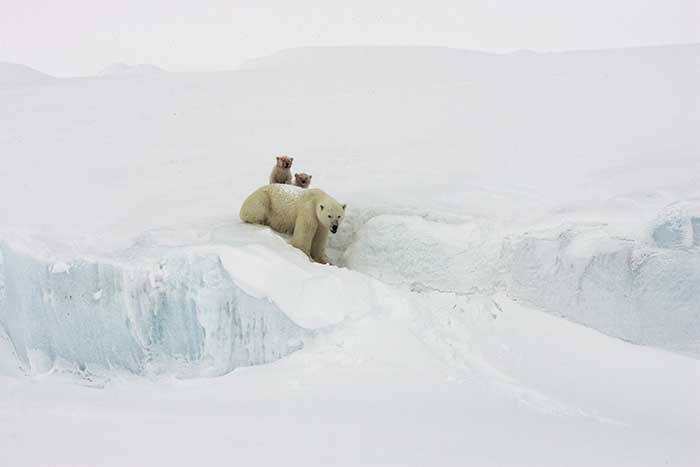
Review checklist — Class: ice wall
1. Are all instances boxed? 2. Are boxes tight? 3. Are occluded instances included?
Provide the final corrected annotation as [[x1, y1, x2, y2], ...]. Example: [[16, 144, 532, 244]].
[[0, 242, 307, 377], [344, 214, 700, 356], [505, 228, 700, 355]]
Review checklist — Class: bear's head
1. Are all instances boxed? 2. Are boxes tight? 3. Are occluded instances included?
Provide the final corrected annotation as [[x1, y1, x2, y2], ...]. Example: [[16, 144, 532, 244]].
[[276, 156, 294, 169], [294, 172, 312, 188], [316, 198, 346, 234]]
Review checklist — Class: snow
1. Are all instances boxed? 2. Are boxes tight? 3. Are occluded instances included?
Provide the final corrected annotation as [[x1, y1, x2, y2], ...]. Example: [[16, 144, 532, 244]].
[[652, 200, 700, 249], [0, 62, 53, 86], [272, 182, 304, 196], [98, 62, 167, 76], [0, 44, 699, 466], [1, 292, 698, 466]]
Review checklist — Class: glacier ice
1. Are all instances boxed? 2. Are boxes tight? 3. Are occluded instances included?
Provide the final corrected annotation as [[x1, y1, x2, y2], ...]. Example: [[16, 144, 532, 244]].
[[0, 241, 307, 377]]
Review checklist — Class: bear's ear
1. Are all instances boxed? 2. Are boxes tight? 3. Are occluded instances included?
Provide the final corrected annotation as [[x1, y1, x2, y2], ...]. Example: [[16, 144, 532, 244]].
[[290, 157, 294, 162], [309, 175, 312, 179], [342, 204, 347, 210], [319, 204, 324, 211]]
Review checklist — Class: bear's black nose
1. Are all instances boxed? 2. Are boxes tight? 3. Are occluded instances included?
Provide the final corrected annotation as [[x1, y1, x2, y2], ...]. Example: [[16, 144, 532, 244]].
[[331, 226, 338, 233]]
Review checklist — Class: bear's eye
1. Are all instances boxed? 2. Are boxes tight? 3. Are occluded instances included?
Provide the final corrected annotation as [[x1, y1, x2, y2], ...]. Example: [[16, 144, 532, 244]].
[[328, 215, 332, 218]]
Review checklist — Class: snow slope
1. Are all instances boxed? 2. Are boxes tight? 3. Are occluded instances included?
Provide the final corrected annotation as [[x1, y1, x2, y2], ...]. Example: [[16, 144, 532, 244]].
[[0, 62, 53, 85], [1, 292, 698, 466], [1, 44, 699, 466]]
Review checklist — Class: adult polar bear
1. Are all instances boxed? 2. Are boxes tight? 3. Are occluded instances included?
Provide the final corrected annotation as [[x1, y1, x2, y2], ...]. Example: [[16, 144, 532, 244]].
[[240, 184, 346, 264]]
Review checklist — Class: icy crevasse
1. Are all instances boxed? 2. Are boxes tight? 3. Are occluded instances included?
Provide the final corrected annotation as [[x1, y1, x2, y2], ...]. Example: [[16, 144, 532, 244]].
[[0, 242, 306, 376]]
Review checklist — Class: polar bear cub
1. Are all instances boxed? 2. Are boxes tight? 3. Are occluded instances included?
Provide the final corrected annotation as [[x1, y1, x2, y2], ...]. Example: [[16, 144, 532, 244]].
[[239, 184, 346, 264], [269, 156, 294, 184]]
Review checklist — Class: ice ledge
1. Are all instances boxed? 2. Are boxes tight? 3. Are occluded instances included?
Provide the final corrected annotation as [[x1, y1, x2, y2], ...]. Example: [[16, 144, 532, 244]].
[[344, 214, 700, 356], [0, 241, 309, 377]]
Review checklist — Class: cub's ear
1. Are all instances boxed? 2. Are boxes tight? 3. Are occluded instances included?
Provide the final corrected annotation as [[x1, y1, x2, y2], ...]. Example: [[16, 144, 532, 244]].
[[294, 173, 299, 177], [308, 175, 312, 179], [290, 157, 294, 162], [319, 204, 324, 210], [342, 204, 347, 210], [276, 156, 281, 161]]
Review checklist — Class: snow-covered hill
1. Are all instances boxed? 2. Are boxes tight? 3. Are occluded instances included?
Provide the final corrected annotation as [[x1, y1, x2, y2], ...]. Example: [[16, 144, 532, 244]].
[[1, 45, 699, 466], [0, 62, 53, 85]]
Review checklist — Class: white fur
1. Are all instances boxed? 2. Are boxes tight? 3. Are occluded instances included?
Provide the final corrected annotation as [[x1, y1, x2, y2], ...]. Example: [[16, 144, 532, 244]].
[[239, 185, 346, 263]]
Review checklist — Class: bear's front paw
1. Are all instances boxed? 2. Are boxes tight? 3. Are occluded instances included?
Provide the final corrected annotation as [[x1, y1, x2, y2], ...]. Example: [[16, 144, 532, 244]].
[[314, 255, 331, 265]]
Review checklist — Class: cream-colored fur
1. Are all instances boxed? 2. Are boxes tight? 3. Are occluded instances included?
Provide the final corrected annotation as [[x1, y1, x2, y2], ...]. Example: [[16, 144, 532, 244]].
[[269, 156, 293, 184], [239, 184, 346, 263]]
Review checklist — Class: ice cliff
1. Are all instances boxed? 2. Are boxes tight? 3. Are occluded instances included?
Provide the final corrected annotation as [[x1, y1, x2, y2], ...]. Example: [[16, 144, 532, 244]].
[[0, 242, 306, 377]]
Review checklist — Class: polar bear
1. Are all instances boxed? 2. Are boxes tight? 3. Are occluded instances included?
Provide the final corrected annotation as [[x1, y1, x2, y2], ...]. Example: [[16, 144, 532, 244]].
[[239, 184, 346, 263]]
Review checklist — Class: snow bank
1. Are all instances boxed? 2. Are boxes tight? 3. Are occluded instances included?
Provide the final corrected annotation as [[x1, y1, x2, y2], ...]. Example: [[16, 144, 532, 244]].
[[344, 212, 700, 356], [0, 241, 307, 377], [505, 225, 700, 355], [343, 214, 502, 293]]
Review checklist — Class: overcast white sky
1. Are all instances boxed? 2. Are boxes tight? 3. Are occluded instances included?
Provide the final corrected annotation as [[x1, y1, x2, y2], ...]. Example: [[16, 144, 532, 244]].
[[1, 0, 698, 76]]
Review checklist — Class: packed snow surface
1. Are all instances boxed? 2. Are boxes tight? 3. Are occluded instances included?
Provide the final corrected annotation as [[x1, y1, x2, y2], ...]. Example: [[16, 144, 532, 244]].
[[1, 44, 699, 466]]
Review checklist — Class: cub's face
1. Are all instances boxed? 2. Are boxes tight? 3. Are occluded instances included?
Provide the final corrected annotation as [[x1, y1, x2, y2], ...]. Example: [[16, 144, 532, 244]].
[[317, 201, 347, 234], [276, 156, 293, 169], [294, 173, 312, 188]]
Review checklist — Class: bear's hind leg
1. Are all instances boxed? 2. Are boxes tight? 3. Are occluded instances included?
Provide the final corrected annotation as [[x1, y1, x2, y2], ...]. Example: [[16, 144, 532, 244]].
[[239, 191, 269, 225]]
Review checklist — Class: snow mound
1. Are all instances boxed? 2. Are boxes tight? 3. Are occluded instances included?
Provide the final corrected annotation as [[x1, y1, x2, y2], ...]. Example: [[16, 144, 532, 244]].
[[0, 241, 307, 377], [99, 62, 167, 76], [343, 215, 502, 293], [0, 62, 53, 86]]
